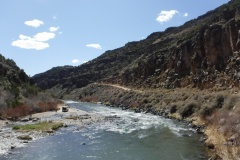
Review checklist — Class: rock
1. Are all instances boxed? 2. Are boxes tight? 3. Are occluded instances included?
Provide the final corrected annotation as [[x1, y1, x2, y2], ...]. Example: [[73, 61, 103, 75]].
[[104, 115, 120, 120], [11, 146, 16, 149], [7, 117, 14, 121], [17, 135, 33, 140], [21, 118, 29, 122], [196, 127, 205, 134], [45, 130, 54, 134], [32, 118, 39, 122], [206, 142, 215, 150]]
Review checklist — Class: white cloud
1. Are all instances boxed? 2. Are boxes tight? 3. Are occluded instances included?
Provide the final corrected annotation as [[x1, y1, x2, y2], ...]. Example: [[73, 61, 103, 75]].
[[156, 10, 179, 23], [72, 59, 80, 64], [11, 32, 56, 50], [49, 26, 59, 32], [11, 34, 49, 50], [82, 60, 88, 63], [34, 32, 55, 41], [183, 13, 188, 17], [24, 19, 44, 28], [71, 59, 88, 64], [86, 44, 102, 49], [53, 16, 57, 20]]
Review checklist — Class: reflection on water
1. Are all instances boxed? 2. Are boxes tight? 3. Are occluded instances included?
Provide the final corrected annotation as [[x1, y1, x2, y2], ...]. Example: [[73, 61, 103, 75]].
[[0, 102, 206, 160]]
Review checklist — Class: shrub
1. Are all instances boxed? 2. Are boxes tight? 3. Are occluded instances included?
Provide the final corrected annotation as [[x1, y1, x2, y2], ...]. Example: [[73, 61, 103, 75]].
[[215, 94, 224, 108], [1, 105, 31, 120], [129, 101, 140, 108], [179, 102, 199, 118], [170, 104, 177, 114], [199, 105, 213, 118], [224, 96, 239, 110], [38, 102, 58, 112]]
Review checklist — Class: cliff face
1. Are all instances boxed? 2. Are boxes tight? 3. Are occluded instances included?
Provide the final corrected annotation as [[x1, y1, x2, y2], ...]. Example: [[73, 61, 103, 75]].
[[33, 0, 240, 92]]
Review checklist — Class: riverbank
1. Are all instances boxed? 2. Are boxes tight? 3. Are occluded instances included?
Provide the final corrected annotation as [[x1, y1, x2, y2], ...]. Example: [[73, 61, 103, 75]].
[[0, 105, 104, 155], [59, 83, 240, 160]]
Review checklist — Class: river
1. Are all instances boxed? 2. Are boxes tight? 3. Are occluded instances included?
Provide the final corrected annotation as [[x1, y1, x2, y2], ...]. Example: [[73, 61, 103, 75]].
[[0, 102, 206, 160]]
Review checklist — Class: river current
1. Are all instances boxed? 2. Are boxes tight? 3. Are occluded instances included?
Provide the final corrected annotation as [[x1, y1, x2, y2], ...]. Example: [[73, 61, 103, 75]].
[[0, 101, 206, 160]]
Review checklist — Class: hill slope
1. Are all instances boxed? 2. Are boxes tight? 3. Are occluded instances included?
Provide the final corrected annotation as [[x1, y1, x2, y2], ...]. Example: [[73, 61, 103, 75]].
[[32, 1, 240, 159], [34, 0, 240, 93], [0, 54, 58, 119]]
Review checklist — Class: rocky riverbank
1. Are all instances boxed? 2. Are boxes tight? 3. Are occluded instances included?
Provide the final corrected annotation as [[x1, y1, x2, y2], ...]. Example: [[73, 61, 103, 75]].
[[61, 83, 240, 160], [0, 105, 104, 155]]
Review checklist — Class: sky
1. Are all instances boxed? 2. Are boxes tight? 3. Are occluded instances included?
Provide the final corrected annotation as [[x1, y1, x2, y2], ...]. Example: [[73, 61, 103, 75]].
[[1, 0, 230, 76]]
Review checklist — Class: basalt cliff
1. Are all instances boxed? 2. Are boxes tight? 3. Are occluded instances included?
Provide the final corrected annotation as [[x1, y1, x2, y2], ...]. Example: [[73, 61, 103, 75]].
[[34, 0, 240, 92], [33, 1, 240, 159]]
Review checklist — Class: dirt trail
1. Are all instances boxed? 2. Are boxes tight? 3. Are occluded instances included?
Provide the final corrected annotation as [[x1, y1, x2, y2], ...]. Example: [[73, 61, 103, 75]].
[[96, 83, 143, 93]]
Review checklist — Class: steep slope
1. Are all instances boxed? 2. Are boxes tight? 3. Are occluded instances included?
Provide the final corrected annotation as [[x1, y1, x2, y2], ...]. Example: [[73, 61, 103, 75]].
[[34, 0, 240, 92], [0, 54, 58, 119], [0, 54, 36, 107], [32, 1, 240, 159]]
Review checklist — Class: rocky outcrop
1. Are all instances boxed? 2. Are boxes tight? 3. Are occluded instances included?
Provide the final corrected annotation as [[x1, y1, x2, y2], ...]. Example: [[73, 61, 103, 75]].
[[33, 1, 240, 92]]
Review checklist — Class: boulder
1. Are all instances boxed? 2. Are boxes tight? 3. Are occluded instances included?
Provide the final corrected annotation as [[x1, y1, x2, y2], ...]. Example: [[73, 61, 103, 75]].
[[17, 135, 33, 141]]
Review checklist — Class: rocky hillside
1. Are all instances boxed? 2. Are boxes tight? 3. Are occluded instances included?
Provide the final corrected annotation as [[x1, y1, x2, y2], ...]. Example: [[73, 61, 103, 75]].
[[32, 1, 240, 159], [0, 54, 37, 107], [34, 0, 240, 92], [0, 54, 58, 119]]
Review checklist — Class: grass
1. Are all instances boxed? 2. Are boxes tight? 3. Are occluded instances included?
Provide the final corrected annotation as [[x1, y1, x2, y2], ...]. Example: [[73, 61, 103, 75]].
[[13, 121, 63, 132]]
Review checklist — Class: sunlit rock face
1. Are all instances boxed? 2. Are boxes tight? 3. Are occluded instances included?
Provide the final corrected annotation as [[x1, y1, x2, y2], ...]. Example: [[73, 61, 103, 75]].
[[33, 0, 240, 92]]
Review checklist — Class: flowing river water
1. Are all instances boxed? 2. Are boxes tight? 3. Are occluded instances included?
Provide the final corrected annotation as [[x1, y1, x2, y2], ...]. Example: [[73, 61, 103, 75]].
[[0, 102, 206, 160]]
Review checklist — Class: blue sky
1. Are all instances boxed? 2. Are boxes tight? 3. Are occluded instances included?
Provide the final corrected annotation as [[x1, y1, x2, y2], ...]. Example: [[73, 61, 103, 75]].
[[1, 0, 229, 76]]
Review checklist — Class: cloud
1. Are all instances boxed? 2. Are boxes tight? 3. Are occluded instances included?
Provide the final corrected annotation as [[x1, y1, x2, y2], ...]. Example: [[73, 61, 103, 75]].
[[49, 27, 59, 32], [11, 32, 56, 50], [72, 59, 80, 64], [86, 44, 102, 49], [53, 16, 57, 20], [11, 34, 49, 50], [71, 59, 88, 64], [24, 19, 44, 28], [156, 10, 179, 23], [183, 13, 188, 17], [34, 32, 55, 41], [82, 60, 88, 63]]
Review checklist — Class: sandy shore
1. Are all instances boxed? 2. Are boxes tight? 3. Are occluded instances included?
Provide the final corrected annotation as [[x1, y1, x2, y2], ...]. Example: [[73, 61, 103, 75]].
[[0, 106, 104, 155]]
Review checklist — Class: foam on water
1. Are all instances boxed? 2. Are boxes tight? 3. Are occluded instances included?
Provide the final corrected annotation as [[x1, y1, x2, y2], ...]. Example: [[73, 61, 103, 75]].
[[1, 102, 206, 160], [67, 102, 196, 137]]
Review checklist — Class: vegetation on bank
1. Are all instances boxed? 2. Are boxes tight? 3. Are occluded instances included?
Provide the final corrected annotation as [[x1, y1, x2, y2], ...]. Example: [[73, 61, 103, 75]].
[[0, 54, 60, 120], [69, 83, 240, 159], [13, 121, 63, 132], [0, 101, 59, 120]]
